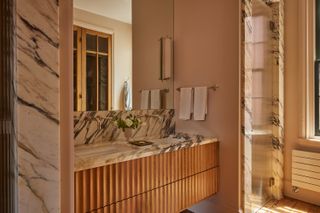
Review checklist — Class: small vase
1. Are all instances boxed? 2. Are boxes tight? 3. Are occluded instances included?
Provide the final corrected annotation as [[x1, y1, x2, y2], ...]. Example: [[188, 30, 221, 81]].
[[124, 128, 133, 141]]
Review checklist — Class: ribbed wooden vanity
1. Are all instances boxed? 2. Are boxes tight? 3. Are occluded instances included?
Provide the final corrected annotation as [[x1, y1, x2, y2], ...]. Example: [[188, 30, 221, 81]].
[[75, 139, 219, 213]]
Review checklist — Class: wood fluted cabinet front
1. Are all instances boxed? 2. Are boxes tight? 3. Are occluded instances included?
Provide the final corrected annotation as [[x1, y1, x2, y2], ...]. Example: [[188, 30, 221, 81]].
[[75, 142, 219, 213]]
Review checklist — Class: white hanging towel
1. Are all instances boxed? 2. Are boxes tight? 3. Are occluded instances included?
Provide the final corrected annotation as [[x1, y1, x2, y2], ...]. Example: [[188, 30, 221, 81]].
[[193, 87, 208, 121], [123, 81, 132, 111], [150, 89, 161, 109], [178, 88, 193, 120], [140, 90, 150, 109]]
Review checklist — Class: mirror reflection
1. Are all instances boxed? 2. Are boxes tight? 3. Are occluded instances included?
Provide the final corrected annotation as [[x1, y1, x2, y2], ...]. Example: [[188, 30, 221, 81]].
[[73, 0, 174, 111]]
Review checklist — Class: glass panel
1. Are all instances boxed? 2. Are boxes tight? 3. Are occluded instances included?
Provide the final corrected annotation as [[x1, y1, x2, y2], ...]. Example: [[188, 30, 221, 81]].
[[98, 55, 108, 110], [86, 53, 97, 110], [86, 34, 97, 51], [98, 37, 108, 53], [73, 30, 77, 49], [244, 0, 273, 212], [73, 50, 77, 111]]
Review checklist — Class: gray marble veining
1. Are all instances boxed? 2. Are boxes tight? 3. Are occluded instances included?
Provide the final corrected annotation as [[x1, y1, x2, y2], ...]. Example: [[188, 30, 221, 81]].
[[74, 109, 175, 146], [75, 134, 218, 172]]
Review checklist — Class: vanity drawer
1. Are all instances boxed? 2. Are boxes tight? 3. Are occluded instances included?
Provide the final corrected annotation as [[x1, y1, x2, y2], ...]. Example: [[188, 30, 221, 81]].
[[75, 142, 219, 213], [104, 168, 218, 213]]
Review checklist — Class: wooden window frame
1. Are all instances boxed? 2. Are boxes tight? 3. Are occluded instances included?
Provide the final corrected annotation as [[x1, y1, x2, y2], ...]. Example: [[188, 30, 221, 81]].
[[74, 26, 82, 111], [73, 26, 113, 111], [315, 0, 320, 135]]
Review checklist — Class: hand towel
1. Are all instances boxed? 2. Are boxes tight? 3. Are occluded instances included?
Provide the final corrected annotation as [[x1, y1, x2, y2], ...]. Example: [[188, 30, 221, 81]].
[[123, 81, 132, 111], [150, 89, 161, 109], [140, 90, 150, 110], [193, 87, 208, 121], [179, 88, 193, 120]]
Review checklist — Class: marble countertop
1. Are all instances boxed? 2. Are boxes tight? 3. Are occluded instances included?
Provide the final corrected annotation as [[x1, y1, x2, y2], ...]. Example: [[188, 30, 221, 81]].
[[75, 134, 218, 172]]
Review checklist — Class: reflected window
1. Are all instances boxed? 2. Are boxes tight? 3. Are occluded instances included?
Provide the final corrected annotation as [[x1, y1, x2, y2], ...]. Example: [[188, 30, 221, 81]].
[[315, 0, 320, 135], [73, 26, 112, 111]]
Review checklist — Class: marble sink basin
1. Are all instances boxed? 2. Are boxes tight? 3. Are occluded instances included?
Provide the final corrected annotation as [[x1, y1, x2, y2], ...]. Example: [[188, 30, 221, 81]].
[[75, 142, 132, 157]]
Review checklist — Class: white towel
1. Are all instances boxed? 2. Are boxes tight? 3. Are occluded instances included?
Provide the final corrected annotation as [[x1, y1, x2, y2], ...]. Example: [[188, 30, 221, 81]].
[[179, 88, 193, 120], [193, 87, 208, 121], [150, 89, 161, 109], [140, 90, 150, 109], [123, 81, 132, 111]]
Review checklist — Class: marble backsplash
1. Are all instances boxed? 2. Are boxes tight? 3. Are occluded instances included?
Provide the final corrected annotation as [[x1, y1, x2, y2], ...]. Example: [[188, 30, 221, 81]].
[[74, 109, 175, 146]]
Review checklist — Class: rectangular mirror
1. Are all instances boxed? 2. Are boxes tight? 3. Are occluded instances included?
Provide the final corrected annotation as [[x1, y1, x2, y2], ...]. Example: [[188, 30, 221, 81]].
[[73, 0, 174, 111]]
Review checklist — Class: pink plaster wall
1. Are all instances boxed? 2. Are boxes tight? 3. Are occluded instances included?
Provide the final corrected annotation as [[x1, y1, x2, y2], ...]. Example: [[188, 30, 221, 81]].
[[132, 0, 174, 109], [173, 0, 241, 212]]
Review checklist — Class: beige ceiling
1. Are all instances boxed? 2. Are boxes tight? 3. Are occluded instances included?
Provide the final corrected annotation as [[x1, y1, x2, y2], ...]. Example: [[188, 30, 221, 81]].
[[74, 0, 132, 24]]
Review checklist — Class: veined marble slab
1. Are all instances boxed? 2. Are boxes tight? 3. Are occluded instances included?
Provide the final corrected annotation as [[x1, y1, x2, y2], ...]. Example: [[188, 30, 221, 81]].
[[16, 0, 60, 212], [74, 109, 175, 146], [75, 134, 218, 172]]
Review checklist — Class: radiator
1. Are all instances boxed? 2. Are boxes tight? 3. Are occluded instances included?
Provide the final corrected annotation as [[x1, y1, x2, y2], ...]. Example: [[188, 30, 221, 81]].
[[292, 150, 320, 193]]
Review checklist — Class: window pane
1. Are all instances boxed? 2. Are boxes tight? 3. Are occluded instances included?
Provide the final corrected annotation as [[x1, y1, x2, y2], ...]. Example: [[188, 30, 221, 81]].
[[73, 50, 77, 111], [73, 30, 77, 49], [86, 53, 97, 110], [98, 37, 108, 53], [99, 55, 108, 110], [86, 34, 97, 51], [318, 96, 320, 129]]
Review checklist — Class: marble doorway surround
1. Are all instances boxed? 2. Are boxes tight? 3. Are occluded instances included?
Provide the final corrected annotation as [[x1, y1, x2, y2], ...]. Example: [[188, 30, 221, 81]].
[[241, 0, 285, 212]]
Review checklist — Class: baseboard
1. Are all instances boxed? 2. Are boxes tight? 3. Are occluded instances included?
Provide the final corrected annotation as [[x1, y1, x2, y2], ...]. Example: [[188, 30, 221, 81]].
[[284, 180, 320, 206]]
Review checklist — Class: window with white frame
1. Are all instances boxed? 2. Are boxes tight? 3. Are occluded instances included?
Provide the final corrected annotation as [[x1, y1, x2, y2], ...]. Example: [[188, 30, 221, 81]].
[[301, 0, 320, 139]]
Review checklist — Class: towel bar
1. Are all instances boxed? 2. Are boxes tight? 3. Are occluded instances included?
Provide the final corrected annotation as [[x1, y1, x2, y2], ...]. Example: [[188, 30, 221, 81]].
[[139, 88, 170, 93], [176, 85, 219, 92]]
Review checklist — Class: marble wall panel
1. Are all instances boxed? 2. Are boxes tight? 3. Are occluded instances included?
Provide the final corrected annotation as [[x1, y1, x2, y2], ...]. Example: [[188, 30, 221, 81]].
[[16, 0, 60, 212]]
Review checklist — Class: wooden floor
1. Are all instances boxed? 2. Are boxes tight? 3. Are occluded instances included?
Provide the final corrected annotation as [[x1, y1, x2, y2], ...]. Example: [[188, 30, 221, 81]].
[[257, 197, 320, 213]]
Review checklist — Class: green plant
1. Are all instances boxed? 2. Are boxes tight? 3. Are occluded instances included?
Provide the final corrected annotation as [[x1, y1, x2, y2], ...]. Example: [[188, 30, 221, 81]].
[[114, 114, 141, 131]]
